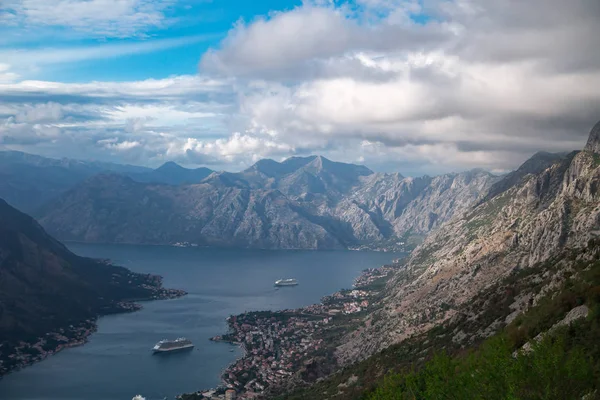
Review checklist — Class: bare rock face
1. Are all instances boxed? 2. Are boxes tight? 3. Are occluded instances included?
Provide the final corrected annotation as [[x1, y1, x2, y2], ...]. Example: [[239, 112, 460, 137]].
[[336, 119, 600, 365], [37, 159, 496, 250], [584, 120, 600, 154], [333, 170, 496, 243]]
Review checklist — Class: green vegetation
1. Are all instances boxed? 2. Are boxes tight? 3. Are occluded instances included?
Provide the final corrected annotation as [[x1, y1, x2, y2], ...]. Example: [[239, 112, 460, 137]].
[[368, 243, 600, 400], [355, 276, 389, 292], [278, 241, 600, 400], [368, 332, 595, 400]]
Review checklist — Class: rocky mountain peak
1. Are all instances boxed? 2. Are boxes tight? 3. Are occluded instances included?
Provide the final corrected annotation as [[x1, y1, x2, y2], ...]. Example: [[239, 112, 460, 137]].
[[584, 119, 600, 154], [305, 155, 327, 172], [156, 161, 184, 171]]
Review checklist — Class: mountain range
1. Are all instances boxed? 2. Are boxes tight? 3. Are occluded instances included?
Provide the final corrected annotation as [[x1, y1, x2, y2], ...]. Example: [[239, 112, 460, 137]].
[[0, 151, 219, 214], [335, 120, 600, 365], [0, 151, 149, 214], [271, 120, 600, 400], [3, 120, 600, 397], [29, 155, 496, 250]]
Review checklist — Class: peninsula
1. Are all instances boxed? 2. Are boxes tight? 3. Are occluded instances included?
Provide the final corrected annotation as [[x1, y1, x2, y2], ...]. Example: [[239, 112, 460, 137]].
[[0, 199, 186, 376]]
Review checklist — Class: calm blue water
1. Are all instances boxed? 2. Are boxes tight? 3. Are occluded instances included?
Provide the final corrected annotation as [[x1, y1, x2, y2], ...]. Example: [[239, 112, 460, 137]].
[[0, 244, 399, 400]]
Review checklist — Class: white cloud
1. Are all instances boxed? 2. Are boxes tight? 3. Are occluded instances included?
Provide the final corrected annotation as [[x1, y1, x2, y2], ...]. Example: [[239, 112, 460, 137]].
[[174, 132, 294, 164], [0, 64, 19, 83], [199, 3, 448, 79], [104, 104, 218, 127], [0, 118, 62, 145], [197, 0, 600, 174], [200, 7, 357, 77], [102, 139, 142, 152], [14, 102, 64, 123], [0, 74, 239, 167], [4, 0, 176, 38], [2, 0, 599, 176], [0, 74, 229, 99]]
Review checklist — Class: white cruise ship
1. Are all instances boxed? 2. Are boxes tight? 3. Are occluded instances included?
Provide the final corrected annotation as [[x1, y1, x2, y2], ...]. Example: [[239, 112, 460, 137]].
[[152, 338, 194, 353], [275, 278, 298, 287]]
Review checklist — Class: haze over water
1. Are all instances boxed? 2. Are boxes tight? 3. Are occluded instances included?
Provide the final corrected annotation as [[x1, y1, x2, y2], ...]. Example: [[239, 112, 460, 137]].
[[0, 244, 400, 400]]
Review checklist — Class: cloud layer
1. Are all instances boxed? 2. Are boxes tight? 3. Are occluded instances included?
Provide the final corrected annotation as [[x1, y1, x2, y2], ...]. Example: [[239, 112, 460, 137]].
[[199, 0, 600, 173], [3, 0, 175, 37], [2, 0, 600, 175]]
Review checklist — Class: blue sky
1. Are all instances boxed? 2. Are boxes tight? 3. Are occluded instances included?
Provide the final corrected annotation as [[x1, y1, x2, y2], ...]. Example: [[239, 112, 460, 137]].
[[0, 0, 598, 175], [0, 0, 304, 82]]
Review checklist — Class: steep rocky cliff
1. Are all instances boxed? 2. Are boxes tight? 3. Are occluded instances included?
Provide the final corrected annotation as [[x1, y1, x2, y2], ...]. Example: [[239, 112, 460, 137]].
[[37, 174, 348, 249], [37, 157, 496, 250], [338, 169, 494, 241], [336, 121, 600, 364], [584, 120, 600, 154]]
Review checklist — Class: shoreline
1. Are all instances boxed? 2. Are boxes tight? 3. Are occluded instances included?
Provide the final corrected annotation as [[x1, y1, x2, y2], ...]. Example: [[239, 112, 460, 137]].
[[63, 240, 406, 253], [0, 319, 99, 379], [180, 261, 403, 400], [0, 285, 186, 378]]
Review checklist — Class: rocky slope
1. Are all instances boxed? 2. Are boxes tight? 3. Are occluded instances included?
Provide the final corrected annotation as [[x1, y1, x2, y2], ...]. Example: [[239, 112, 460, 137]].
[[37, 156, 497, 249], [336, 169, 494, 243], [336, 120, 600, 364], [37, 174, 346, 249]]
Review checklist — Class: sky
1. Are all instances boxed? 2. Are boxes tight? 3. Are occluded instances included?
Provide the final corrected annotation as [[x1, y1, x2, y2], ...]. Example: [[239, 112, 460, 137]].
[[0, 0, 599, 176]]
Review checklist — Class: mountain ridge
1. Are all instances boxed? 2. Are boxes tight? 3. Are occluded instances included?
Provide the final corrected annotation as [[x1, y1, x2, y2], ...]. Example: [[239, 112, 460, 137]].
[[335, 119, 600, 365], [129, 161, 214, 185], [584, 119, 600, 153], [37, 164, 496, 250], [0, 151, 151, 213]]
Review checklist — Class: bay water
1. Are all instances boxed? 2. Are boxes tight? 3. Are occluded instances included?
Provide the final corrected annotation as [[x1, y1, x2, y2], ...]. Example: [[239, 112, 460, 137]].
[[0, 244, 399, 400]]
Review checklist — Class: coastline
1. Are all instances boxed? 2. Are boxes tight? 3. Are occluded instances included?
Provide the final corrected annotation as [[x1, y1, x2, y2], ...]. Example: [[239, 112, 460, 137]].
[[64, 240, 406, 253], [0, 281, 186, 378], [179, 261, 403, 400], [0, 319, 99, 378]]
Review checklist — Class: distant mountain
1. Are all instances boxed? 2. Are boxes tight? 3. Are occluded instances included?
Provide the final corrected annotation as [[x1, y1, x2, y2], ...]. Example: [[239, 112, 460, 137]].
[[0, 151, 151, 213], [275, 156, 374, 198], [0, 151, 218, 213], [336, 169, 495, 243], [128, 161, 213, 185], [37, 174, 349, 249], [0, 198, 181, 375], [37, 155, 496, 250], [480, 151, 569, 204], [203, 155, 374, 199], [0, 150, 150, 174]]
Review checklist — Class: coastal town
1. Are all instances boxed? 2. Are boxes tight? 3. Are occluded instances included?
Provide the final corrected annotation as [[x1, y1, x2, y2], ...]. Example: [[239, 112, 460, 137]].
[[180, 262, 402, 400], [0, 320, 98, 376]]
